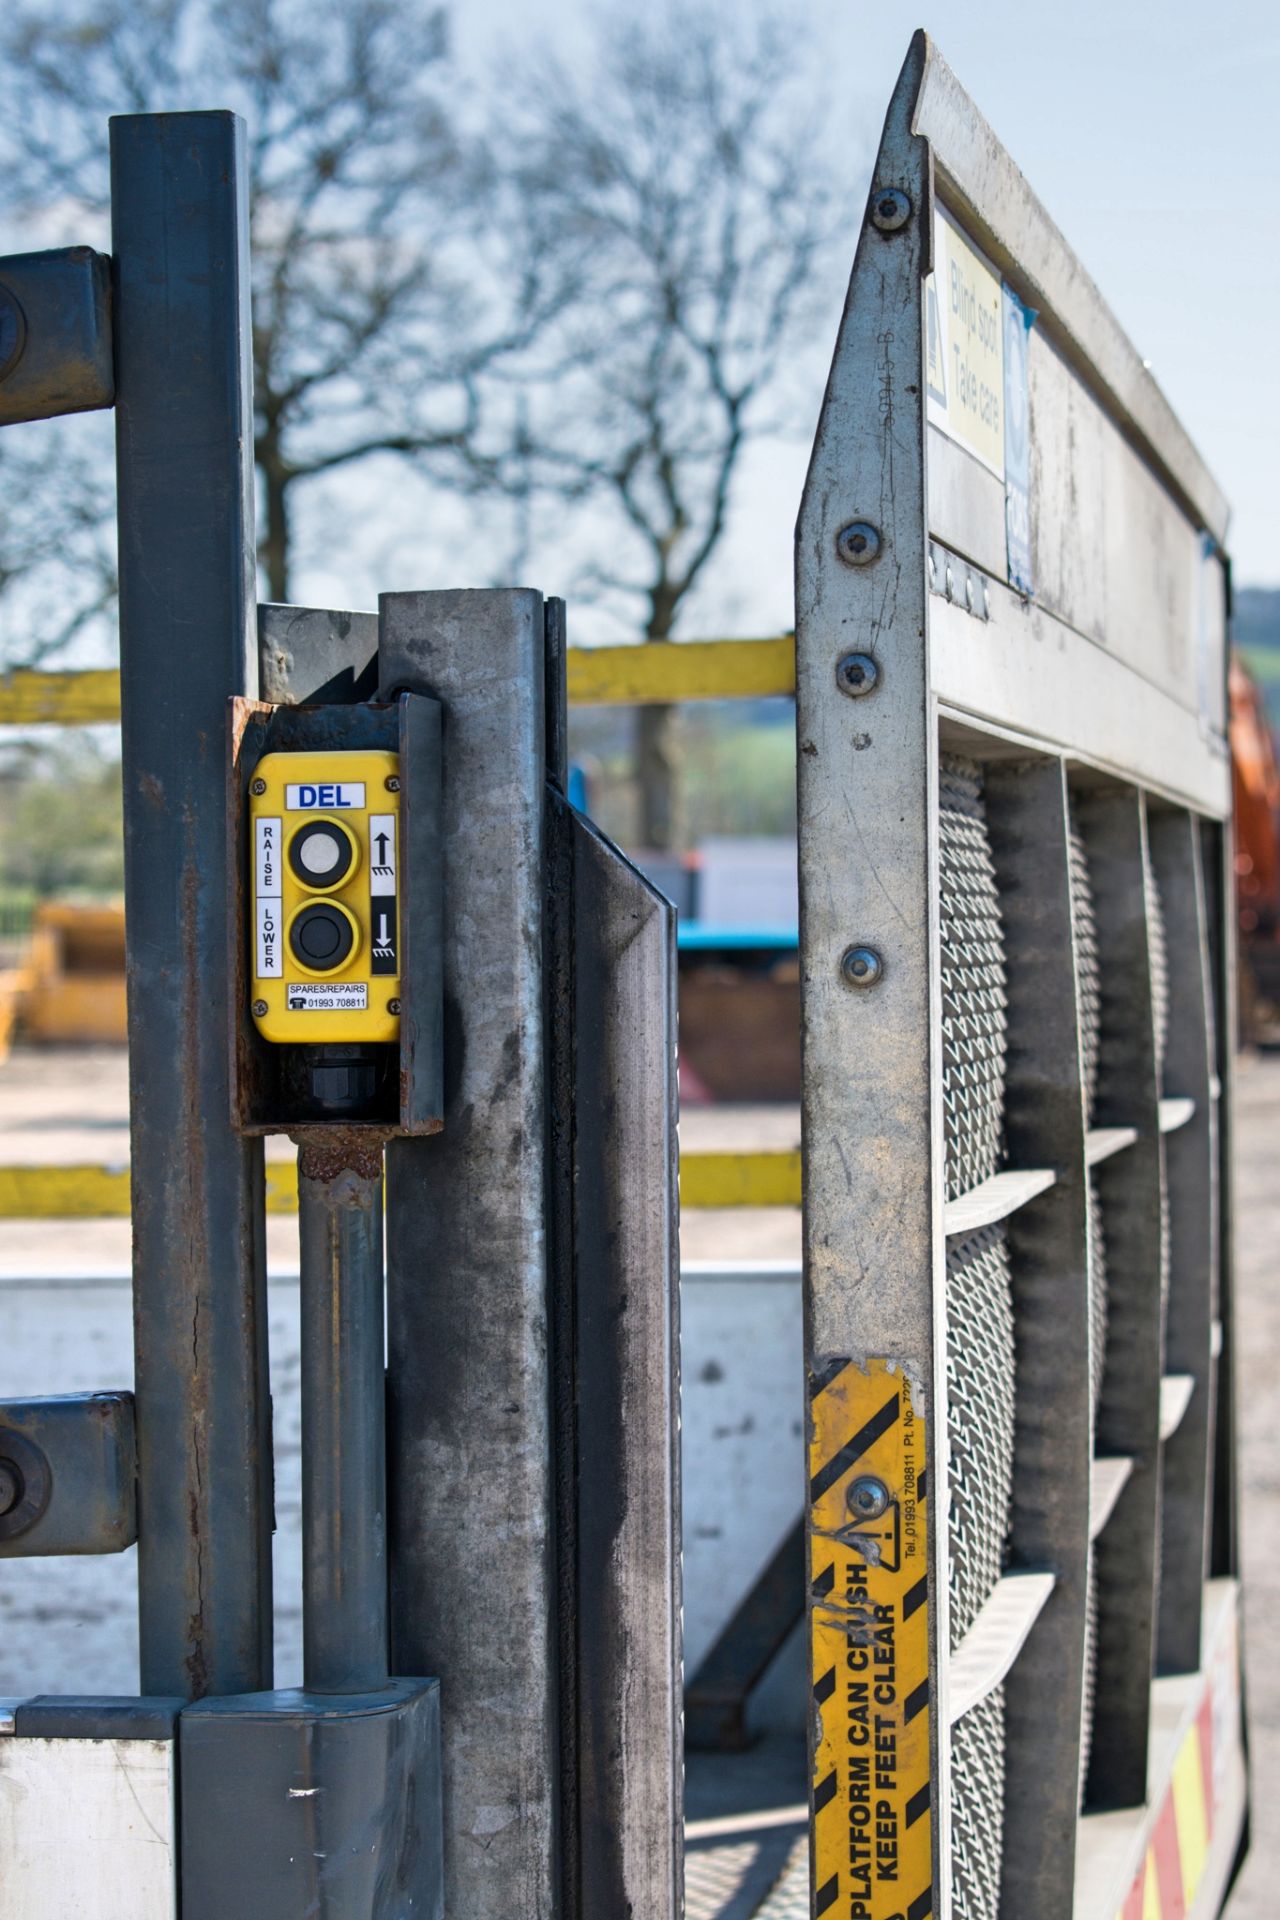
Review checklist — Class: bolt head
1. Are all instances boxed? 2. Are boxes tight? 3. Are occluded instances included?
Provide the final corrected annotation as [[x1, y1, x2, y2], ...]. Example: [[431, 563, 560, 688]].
[[0, 1459, 21, 1518], [250, 778, 267, 796], [252, 998, 268, 1018], [388, 998, 402, 1016], [385, 775, 401, 793], [840, 946, 883, 989], [0, 284, 26, 383], [836, 652, 879, 699], [837, 521, 882, 568], [847, 1474, 891, 1520], [870, 188, 912, 233]]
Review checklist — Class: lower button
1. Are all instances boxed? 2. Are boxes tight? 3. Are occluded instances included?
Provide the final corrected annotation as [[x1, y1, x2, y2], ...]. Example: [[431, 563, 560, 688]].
[[290, 904, 355, 972]]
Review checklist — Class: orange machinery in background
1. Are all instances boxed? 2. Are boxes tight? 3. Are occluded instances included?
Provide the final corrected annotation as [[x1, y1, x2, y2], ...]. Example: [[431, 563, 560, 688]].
[[1230, 653, 1280, 937]]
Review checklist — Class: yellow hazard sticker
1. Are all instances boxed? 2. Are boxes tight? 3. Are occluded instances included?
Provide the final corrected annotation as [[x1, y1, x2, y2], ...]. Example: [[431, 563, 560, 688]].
[[809, 1357, 931, 1920]]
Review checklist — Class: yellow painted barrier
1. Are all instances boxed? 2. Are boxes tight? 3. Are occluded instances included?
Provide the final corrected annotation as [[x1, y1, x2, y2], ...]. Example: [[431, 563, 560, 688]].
[[0, 639, 797, 727], [566, 636, 794, 706], [0, 667, 123, 726], [0, 1149, 802, 1218]]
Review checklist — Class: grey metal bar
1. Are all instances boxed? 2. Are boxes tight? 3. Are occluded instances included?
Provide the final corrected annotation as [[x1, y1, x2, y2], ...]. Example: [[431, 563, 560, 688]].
[[984, 755, 1091, 1917], [1203, 819, 1240, 1582], [111, 110, 271, 1698], [794, 35, 947, 1912], [562, 804, 681, 1916], [378, 589, 556, 1919], [258, 602, 379, 707], [297, 1146, 389, 1694], [1147, 807, 1216, 1674], [1074, 783, 1163, 1809], [396, 693, 445, 1135]]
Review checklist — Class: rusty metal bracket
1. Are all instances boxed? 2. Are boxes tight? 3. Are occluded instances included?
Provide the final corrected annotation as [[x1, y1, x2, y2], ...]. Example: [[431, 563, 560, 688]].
[[0, 248, 113, 426]]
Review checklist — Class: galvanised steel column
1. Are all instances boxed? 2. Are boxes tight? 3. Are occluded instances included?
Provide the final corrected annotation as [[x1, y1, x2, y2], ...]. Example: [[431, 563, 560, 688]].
[[111, 112, 272, 1697], [296, 1142, 389, 1693]]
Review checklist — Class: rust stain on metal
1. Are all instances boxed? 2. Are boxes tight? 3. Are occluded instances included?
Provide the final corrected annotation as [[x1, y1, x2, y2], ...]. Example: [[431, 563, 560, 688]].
[[292, 1128, 388, 1184]]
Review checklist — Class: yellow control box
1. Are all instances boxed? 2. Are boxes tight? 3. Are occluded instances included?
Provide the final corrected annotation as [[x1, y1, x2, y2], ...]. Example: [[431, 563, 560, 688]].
[[248, 749, 401, 1045]]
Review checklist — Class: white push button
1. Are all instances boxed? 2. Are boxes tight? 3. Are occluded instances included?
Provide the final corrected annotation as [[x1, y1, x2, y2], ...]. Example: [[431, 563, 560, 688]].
[[288, 816, 355, 888], [298, 828, 342, 876]]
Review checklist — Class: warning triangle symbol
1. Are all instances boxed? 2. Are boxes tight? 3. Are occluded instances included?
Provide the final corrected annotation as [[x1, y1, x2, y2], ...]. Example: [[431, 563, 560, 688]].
[[926, 277, 947, 409]]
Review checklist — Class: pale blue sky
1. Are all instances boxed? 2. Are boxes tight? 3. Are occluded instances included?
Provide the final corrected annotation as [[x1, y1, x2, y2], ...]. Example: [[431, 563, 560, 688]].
[[440, 1, 1280, 631]]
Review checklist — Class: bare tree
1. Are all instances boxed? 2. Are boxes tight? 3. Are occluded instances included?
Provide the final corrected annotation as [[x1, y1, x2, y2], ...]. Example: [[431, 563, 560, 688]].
[[485, 5, 847, 849], [0, 0, 543, 654]]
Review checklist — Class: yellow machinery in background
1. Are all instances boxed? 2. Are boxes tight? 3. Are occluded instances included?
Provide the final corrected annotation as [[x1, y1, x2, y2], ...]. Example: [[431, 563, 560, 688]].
[[0, 902, 127, 1053]]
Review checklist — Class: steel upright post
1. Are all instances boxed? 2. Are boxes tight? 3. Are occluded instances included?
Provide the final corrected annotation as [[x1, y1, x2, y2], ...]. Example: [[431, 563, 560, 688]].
[[111, 112, 272, 1697], [297, 1145, 390, 1693]]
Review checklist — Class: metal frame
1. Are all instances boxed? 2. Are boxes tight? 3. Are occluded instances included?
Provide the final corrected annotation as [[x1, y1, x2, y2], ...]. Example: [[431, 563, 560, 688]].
[[795, 30, 1243, 1920], [111, 110, 272, 1700]]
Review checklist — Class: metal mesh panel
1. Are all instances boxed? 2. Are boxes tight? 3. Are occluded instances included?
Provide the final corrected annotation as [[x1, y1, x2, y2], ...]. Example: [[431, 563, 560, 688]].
[[1069, 821, 1102, 1123], [941, 758, 1010, 1917], [1144, 843, 1170, 1090], [1080, 1553, 1099, 1804], [947, 1224, 1016, 1644], [951, 1686, 1006, 1920], [940, 755, 1008, 1201], [1087, 1175, 1109, 1421]]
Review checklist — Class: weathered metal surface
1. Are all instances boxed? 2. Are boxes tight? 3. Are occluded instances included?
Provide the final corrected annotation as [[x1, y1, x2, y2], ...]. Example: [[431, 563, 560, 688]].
[[1148, 810, 1216, 1675], [0, 1393, 136, 1558], [0, 247, 113, 426], [930, 587, 1231, 820], [910, 36, 1229, 547], [377, 589, 555, 1918], [984, 756, 1091, 1914], [180, 1678, 443, 1920], [549, 794, 682, 1915], [395, 693, 444, 1133], [1074, 784, 1164, 1811], [258, 603, 379, 707], [793, 30, 951, 1907], [111, 110, 272, 1698], [295, 1150, 388, 1694]]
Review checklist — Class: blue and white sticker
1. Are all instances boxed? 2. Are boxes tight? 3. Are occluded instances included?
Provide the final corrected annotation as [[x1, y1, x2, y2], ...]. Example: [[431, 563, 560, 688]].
[[285, 782, 366, 810], [1002, 284, 1035, 598]]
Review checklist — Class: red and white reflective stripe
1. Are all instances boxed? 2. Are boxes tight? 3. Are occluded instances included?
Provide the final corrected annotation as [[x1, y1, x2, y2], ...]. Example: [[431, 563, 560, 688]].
[[1119, 1689, 1214, 1919]]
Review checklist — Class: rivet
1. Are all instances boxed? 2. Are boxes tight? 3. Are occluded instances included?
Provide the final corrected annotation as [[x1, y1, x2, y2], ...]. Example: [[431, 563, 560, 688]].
[[840, 946, 883, 989], [837, 521, 882, 568], [869, 188, 912, 233], [847, 1474, 891, 1519], [835, 652, 879, 699]]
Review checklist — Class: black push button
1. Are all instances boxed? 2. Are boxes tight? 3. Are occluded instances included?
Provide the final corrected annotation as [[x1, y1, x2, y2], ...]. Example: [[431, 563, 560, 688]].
[[290, 903, 355, 972], [289, 817, 355, 887]]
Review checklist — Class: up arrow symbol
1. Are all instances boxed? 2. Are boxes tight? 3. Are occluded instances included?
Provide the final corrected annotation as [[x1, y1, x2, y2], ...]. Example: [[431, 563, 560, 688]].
[[374, 832, 391, 864]]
